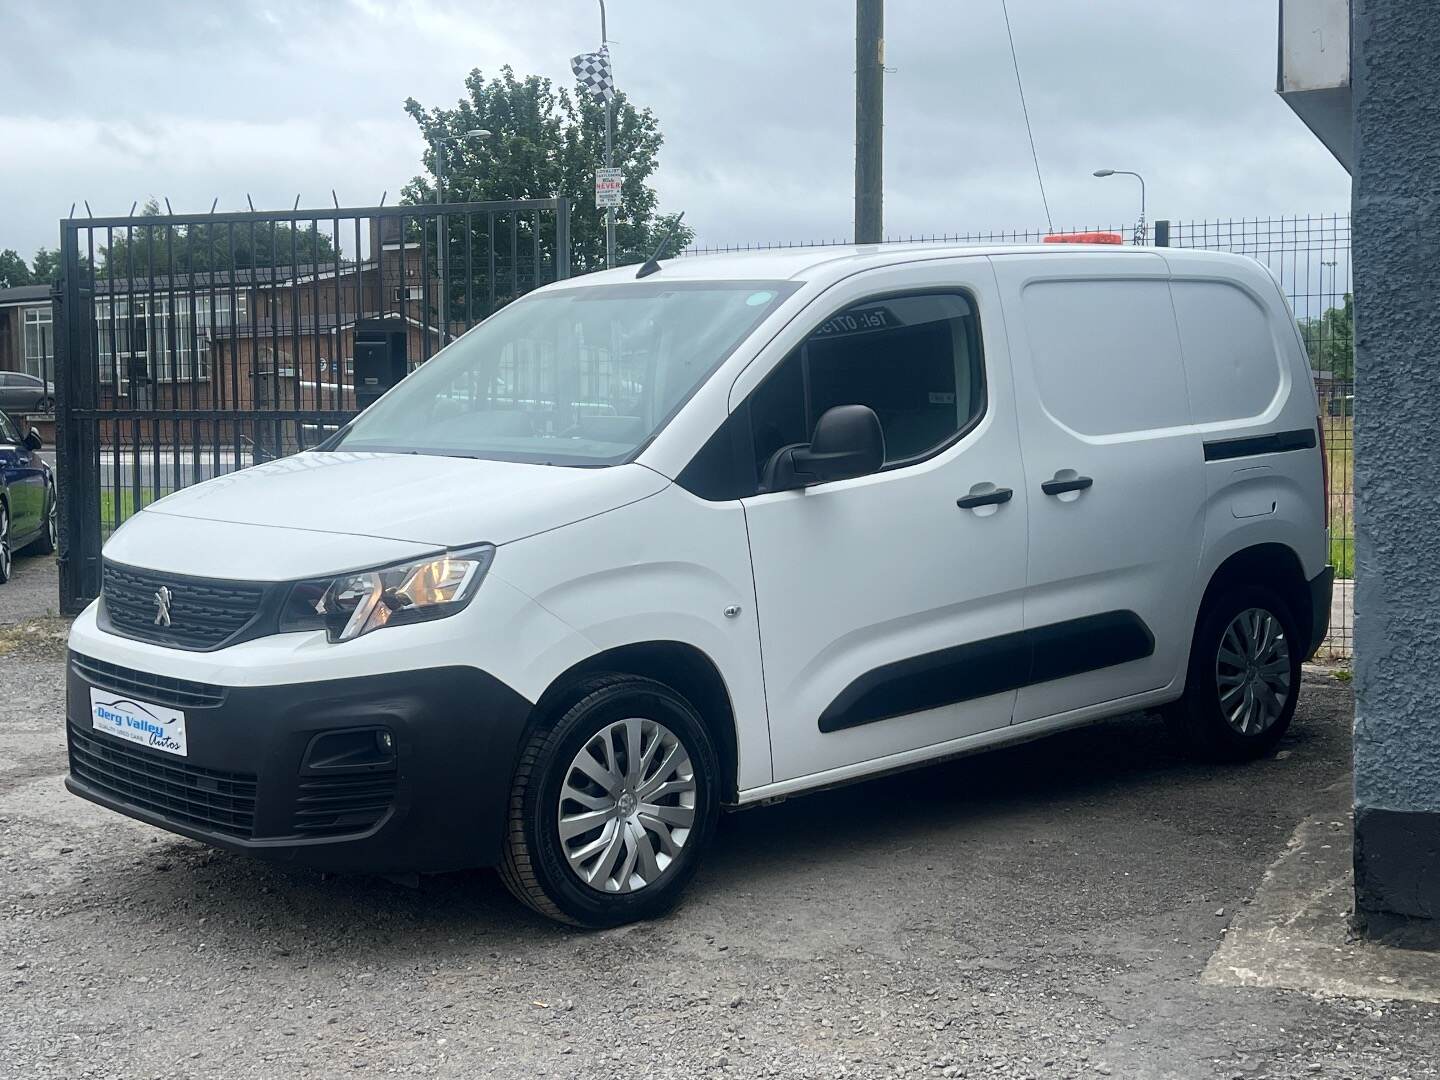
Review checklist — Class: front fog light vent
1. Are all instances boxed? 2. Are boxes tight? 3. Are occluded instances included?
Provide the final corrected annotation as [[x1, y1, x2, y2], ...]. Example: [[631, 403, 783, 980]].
[[302, 728, 398, 771]]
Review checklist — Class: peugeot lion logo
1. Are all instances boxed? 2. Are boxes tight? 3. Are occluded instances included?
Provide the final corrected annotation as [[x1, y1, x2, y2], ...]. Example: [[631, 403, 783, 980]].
[[153, 586, 173, 628]]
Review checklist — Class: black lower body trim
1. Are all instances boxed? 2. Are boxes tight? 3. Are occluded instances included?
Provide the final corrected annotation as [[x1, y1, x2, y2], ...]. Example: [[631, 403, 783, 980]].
[[818, 610, 1155, 733], [1306, 565, 1335, 659]]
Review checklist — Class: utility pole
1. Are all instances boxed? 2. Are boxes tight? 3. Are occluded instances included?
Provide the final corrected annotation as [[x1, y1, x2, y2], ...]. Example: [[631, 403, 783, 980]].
[[854, 0, 884, 245], [600, 0, 615, 268]]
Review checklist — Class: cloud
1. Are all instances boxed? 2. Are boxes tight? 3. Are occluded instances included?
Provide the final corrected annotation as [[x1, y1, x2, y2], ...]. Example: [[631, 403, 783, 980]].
[[0, 0, 1349, 258]]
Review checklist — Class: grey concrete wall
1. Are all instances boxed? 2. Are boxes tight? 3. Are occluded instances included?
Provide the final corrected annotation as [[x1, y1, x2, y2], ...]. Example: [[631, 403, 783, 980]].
[[1351, 0, 1440, 927]]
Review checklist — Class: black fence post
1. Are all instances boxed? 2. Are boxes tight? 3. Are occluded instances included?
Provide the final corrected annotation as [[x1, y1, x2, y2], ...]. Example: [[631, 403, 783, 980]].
[[556, 198, 572, 280], [1153, 219, 1171, 247], [55, 222, 100, 615]]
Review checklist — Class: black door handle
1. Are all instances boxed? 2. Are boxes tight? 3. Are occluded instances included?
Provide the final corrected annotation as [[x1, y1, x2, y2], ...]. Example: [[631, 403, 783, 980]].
[[956, 486, 1014, 509], [1041, 475, 1094, 496]]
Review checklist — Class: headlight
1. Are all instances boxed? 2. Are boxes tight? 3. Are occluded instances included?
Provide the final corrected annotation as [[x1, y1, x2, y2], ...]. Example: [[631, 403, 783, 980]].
[[279, 545, 495, 643]]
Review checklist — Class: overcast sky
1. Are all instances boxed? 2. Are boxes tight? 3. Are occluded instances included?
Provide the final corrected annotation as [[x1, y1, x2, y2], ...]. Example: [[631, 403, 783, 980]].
[[1, 0, 1350, 258]]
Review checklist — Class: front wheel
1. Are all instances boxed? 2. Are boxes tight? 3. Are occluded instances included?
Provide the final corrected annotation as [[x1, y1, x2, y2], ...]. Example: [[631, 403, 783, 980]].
[[1166, 586, 1302, 760], [499, 675, 720, 927]]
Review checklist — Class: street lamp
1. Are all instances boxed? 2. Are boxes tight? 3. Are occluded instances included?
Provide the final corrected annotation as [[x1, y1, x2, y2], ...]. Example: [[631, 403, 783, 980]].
[[433, 128, 491, 206], [1093, 168, 1146, 244], [430, 128, 490, 341]]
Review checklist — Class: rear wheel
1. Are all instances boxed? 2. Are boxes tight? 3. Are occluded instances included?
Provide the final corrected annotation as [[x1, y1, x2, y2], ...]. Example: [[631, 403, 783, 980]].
[[1167, 585, 1302, 760], [499, 675, 720, 927], [21, 482, 56, 556]]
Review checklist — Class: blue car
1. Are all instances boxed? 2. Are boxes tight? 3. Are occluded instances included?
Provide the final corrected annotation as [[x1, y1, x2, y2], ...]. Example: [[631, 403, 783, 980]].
[[0, 409, 55, 583]]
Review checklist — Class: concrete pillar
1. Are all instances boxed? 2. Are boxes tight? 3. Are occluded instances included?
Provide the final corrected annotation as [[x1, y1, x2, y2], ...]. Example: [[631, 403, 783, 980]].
[[1351, 0, 1440, 934]]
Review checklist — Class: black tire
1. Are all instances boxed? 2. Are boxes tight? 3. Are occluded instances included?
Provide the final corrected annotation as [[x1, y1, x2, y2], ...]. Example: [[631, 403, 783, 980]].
[[37, 396, 55, 414], [20, 482, 56, 556], [1166, 584, 1302, 761], [499, 674, 720, 928], [0, 503, 10, 584]]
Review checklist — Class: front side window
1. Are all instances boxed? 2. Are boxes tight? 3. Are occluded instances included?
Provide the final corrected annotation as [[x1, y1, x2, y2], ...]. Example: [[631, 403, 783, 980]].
[[0, 411, 20, 444], [749, 291, 985, 481], [333, 280, 796, 466]]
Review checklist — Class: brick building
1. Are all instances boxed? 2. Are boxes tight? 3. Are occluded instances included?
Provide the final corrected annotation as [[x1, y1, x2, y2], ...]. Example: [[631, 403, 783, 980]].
[[0, 283, 56, 382]]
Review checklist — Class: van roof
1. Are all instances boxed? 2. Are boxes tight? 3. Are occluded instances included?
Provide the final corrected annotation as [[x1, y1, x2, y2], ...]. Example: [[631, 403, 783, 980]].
[[560, 243, 1259, 288]]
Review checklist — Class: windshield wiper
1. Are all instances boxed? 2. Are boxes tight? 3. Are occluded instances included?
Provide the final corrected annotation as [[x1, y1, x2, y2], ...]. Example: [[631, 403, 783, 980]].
[[635, 212, 686, 279]]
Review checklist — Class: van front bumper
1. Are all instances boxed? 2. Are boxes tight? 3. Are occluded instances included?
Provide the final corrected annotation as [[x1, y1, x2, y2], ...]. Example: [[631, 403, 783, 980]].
[[65, 655, 534, 874]]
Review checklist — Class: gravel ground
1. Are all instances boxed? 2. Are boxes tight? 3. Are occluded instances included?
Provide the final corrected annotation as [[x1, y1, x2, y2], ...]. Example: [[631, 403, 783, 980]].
[[0, 551, 59, 626], [1, 554, 1435, 1079]]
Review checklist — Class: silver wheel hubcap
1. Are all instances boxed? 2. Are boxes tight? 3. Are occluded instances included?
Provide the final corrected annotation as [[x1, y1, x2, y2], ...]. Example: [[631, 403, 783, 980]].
[[47, 492, 56, 546], [0, 509, 9, 579], [558, 718, 697, 894], [1216, 607, 1291, 736]]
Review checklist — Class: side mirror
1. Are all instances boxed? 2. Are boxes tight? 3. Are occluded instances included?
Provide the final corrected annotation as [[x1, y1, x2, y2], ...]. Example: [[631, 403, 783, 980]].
[[761, 404, 886, 493], [23, 429, 43, 452]]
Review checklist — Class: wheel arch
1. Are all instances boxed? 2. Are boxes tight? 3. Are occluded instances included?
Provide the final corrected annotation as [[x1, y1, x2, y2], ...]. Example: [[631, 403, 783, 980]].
[[530, 640, 742, 802], [1196, 542, 1312, 648]]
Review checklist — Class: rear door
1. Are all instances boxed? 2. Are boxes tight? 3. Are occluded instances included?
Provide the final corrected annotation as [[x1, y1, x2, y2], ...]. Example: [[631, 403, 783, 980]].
[[736, 259, 1030, 783], [990, 253, 1205, 724]]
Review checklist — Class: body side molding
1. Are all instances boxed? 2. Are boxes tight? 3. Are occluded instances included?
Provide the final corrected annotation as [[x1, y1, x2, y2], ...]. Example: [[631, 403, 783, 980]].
[[817, 610, 1155, 734]]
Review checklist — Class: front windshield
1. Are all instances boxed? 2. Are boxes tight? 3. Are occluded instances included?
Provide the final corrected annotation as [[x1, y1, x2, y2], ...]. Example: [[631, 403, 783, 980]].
[[333, 280, 797, 466]]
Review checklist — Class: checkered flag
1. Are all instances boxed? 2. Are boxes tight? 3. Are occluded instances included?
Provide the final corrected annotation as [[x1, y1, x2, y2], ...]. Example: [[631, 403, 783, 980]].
[[570, 46, 615, 103]]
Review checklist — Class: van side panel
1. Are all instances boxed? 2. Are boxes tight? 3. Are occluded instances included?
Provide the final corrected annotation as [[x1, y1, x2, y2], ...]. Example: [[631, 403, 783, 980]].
[[491, 484, 772, 790], [991, 253, 1206, 723], [1166, 258, 1329, 593]]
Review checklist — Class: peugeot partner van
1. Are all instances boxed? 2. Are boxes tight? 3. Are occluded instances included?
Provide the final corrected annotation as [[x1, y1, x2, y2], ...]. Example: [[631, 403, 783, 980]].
[[66, 244, 1332, 927]]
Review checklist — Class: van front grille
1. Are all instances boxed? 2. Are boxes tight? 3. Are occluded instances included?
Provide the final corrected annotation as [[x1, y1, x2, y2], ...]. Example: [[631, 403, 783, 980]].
[[71, 652, 226, 709], [68, 723, 257, 838], [291, 772, 398, 837], [102, 561, 265, 650]]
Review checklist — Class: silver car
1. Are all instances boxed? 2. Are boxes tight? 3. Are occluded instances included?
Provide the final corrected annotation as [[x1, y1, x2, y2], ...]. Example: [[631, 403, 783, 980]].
[[0, 372, 55, 414]]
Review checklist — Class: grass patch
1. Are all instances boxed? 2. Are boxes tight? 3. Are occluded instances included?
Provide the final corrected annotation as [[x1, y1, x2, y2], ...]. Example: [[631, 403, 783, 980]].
[[1330, 535, 1354, 580], [0, 617, 70, 660], [99, 488, 163, 536]]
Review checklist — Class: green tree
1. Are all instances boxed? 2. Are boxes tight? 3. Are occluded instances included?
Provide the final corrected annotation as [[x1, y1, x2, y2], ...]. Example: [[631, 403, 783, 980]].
[[98, 197, 338, 277], [1298, 293, 1354, 380], [30, 247, 62, 284], [0, 249, 33, 289], [402, 66, 693, 280]]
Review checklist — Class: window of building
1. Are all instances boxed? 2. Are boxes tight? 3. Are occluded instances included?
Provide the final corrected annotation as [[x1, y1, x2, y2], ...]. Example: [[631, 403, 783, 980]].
[[95, 293, 237, 386], [392, 285, 424, 303], [746, 292, 985, 482], [22, 306, 53, 379]]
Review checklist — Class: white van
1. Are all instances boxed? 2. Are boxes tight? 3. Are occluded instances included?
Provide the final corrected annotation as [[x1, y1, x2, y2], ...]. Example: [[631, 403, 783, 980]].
[[66, 244, 1332, 927]]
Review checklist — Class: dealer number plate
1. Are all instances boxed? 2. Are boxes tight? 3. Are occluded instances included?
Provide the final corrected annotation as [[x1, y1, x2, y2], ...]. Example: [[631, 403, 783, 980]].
[[89, 687, 188, 758]]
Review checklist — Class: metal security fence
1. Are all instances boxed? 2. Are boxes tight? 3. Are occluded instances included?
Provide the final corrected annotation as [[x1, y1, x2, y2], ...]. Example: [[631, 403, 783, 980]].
[[686, 214, 1355, 658], [54, 198, 571, 614], [1167, 216, 1353, 660]]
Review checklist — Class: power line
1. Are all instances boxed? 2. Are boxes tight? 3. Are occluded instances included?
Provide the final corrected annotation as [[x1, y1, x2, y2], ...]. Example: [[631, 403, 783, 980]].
[[1000, 0, 1052, 231]]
